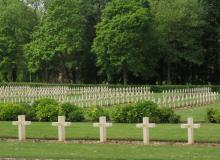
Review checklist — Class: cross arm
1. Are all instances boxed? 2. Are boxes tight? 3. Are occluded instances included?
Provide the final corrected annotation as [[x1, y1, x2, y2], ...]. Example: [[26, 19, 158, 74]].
[[136, 123, 155, 128], [52, 122, 71, 126], [93, 123, 112, 127], [181, 124, 200, 128]]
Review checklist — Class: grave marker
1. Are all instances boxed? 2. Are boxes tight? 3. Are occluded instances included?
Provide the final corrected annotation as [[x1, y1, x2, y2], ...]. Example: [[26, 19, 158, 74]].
[[12, 115, 31, 141], [181, 117, 200, 144], [52, 116, 71, 142], [136, 117, 155, 144], [93, 116, 112, 143]]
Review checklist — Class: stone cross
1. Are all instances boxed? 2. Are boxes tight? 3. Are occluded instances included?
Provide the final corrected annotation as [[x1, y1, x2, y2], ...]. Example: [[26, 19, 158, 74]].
[[52, 116, 71, 142], [136, 117, 155, 144], [93, 116, 112, 143], [12, 115, 31, 141], [181, 117, 200, 144]]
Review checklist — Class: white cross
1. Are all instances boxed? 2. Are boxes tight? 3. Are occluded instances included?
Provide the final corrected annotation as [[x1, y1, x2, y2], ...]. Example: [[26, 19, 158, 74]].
[[93, 116, 112, 143], [181, 117, 200, 144], [52, 116, 71, 142], [12, 115, 31, 141], [136, 117, 155, 144]]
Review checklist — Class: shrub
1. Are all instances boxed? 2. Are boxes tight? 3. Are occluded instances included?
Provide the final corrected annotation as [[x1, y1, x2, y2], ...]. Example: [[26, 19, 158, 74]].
[[33, 98, 60, 122], [111, 101, 180, 123], [112, 101, 160, 123], [0, 103, 28, 121], [85, 106, 109, 122], [21, 103, 36, 121], [207, 108, 220, 123], [60, 103, 84, 122], [159, 108, 180, 123]]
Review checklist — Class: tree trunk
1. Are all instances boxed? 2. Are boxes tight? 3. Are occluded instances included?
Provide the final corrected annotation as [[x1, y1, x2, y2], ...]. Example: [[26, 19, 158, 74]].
[[167, 62, 171, 84], [45, 67, 48, 82], [123, 70, 128, 85], [12, 67, 17, 82]]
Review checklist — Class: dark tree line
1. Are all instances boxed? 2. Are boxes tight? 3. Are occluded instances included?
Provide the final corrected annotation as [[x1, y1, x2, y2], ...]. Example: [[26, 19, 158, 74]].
[[0, 0, 220, 84]]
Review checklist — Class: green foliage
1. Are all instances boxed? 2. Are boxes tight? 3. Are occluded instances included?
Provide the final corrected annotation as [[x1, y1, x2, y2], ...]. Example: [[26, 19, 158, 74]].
[[207, 108, 220, 123], [201, 0, 220, 83], [85, 106, 109, 122], [60, 103, 84, 122], [159, 108, 180, 123], [93, 0, 157, 84], [112, 101, 180, 123], [0, 0, 38, 82], [0, 0, 220, 84], [151, 0, 205, 83], [33, 98, 60, 121], [25, 0, 98, 82], [0, 103, 28, 121]]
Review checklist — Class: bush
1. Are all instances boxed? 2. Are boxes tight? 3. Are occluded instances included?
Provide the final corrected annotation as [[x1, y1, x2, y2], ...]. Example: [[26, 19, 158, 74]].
[[0, 103, 28, 121], [112, 101, 180, 123], [21, 103, 36, 121], [60, 103, 84, 122], [85, 106, 109, 122], [207, 108, 220, 123], [112, 101, 160, 123], [159, 108, 180, 123], [33, 98, 60, 122]]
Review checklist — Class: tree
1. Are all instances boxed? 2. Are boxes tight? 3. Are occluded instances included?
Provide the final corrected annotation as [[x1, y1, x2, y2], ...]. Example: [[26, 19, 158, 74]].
[[92, 0, 156, 84], [25, 0, 96, 83], [0, 0, 38, 81], [150, 0, 205, 84], [201, 0, 220, 84]]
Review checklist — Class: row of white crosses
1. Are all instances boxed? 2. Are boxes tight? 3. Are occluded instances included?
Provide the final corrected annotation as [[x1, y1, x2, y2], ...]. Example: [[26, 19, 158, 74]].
[[0, 86, 75, 104], [2, 86, 217, 109], [69, 90, 153, 107], [12, 115, 200, 145], [0, 86, 152, 106], [158, 87, 219, 108], [162, 87, 212, 96]]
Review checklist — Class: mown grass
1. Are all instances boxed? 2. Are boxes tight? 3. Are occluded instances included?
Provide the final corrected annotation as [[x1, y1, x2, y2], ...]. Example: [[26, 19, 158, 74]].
[[0, 122, 220, 143], [175, 103, 220, 122], [0, 141, 220, 160]]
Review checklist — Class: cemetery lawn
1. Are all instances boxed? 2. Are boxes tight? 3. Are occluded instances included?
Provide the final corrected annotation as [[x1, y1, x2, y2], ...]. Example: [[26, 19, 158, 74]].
[[0, 122, 220, 143], [175, 103, 220, 122], [0, 141, 220, 160]]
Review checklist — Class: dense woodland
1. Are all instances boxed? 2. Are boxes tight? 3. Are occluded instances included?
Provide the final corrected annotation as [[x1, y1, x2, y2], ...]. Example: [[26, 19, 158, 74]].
[[0, 0, 220, 84]]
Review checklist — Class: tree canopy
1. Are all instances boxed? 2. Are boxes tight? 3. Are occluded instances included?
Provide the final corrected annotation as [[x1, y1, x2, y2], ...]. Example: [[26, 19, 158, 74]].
[[0, 0, 220, 84]]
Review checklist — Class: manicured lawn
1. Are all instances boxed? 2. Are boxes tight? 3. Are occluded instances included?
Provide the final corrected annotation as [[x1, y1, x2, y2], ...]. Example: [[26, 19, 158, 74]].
[[175, 103, 220, 122], [1, 122, 220, 143], [0, 141, 220, 160]]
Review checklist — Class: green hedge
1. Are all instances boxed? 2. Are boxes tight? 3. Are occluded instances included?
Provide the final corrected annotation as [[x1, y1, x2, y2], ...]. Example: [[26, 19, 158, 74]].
[[0, 99, 85, 122], [85, 106, 110, 122], [0, 103, 30, 121], [111, 101, 180, 123], [0, 99, 180, 123]]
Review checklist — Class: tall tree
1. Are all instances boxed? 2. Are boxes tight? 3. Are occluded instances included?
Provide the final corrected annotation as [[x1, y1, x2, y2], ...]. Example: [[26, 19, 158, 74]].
[[0, 0, 38, 81], [201, 0, 220, 84], [151, 0, 205, 84], [93, 0, 157, 84], [25, 0, 95, 83]]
